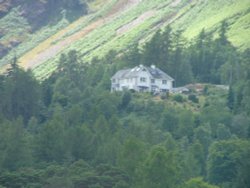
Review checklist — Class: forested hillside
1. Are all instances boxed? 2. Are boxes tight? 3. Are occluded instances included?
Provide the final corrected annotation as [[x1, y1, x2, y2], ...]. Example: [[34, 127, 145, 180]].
[[0, 22, 250, 187], [0, 0, 250, 187]]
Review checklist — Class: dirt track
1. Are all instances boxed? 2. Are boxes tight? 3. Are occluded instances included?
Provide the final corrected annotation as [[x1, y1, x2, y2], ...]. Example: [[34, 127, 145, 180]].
[[20, 0, 141, 69]]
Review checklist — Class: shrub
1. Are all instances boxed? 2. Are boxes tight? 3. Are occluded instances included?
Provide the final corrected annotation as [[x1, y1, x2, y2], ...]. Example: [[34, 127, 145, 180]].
[[173, 94, 184, 103], [188, 94, 199, 103]]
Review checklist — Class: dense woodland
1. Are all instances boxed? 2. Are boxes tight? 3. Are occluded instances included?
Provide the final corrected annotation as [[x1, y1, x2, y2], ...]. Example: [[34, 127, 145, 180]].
[[0, 22, 250, 188]]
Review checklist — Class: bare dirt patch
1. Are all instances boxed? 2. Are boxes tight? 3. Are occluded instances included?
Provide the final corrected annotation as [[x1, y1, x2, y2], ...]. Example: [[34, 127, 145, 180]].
[[116, 10, 155, 35], [24, 19, 103, 69]]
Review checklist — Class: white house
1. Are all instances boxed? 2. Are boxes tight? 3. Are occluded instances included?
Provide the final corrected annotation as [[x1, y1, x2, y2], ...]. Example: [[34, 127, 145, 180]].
[[111, 65, 174, 92]]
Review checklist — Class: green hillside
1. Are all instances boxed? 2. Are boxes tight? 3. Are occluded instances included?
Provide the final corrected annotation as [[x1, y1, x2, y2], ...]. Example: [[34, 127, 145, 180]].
[[0, 1, 250, 187], [0, 0, 250, 77]]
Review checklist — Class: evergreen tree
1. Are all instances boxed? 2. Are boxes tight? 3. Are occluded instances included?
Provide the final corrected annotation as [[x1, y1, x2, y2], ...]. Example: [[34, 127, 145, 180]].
[[118, 138, 145, 181], [0, 118, 33, 170], [36, 111, 68, 162], [218, 20, 229, 46], [159, 26, 173, 71], [0, 58, 40, 124], [139, 146, 179, 188], [124, 43, 141, 67], [207, 139, 250, 186], [142, 30, 162, 66]]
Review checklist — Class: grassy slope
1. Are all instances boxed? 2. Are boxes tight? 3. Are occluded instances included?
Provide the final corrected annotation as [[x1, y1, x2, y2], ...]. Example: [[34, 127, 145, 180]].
[[1, 0, 250, 78], [175, 0, 250, 48]]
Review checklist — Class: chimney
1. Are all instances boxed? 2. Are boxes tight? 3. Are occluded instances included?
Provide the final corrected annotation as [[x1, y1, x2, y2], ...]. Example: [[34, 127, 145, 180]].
[[151, 65, 156, 69]]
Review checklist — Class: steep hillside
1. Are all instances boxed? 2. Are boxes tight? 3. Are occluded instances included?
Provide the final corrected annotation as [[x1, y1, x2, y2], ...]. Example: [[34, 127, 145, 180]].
[[0, 0, 88, 64], [0, 0, 250, 78]]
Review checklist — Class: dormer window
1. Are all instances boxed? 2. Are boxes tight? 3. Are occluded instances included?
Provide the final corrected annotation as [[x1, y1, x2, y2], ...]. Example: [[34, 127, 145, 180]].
[[151, 79, 155, 83], [162, 80, 167, 84]]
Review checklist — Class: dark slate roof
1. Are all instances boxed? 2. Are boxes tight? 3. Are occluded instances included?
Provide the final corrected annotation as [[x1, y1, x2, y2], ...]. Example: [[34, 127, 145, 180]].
[[111, 69, 131, 79], [112, 65, 174, 81], [147, 67, 174, 80]]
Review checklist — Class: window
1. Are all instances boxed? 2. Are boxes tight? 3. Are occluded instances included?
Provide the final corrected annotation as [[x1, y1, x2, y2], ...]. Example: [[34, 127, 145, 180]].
[[151, 79, 155, 84], [112, 79, 116, 83], [162, 80, 167, 84], [140, 77, 146, 82]]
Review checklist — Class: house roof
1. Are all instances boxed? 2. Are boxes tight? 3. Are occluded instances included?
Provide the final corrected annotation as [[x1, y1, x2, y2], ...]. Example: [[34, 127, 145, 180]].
[[111, 69, 131, 79], [112, 65, 174, 81]]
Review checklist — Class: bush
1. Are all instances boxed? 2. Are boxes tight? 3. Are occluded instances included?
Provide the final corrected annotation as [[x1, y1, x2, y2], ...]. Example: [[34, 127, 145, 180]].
[[188, 94, 199, 103], [121, 91, 132, 108], [173, 94, 184, 103]]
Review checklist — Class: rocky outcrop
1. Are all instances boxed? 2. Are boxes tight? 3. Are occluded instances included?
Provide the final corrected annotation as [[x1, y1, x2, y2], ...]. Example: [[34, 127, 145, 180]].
[[19, 1, 48, 30], [0, 0, 88, 30]]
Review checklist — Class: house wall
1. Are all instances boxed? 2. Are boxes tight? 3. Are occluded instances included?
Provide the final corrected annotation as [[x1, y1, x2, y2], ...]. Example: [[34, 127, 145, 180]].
[[167, 80, 173, 89], [119, 77, 137, 90], [112, 77, 173, 92], [152, 79, 173, 91], [111, 78, 120, 91], [127, 77, 137, 90], [135, 71, 151, 91]]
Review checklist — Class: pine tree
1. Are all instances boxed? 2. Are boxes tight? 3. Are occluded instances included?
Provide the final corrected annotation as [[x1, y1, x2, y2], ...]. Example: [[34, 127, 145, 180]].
[[159, 26, 173, 71], [218, 20, 229, 46], [140, 146, 179, 188], [142, 30, 162, 66]]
